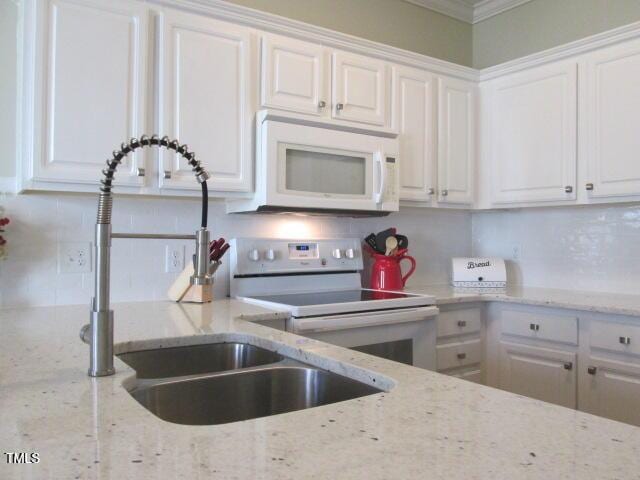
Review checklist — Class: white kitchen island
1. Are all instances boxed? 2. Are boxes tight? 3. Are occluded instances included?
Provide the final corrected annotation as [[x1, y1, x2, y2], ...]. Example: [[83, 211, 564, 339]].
[[1, 299, 639, 480]]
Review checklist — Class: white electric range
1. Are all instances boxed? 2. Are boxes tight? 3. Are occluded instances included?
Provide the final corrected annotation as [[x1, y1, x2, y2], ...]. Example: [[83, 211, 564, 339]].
[[230, 238, 438, 370]]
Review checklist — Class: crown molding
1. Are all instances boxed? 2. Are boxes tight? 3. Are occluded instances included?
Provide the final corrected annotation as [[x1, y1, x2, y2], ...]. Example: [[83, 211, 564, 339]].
[[479, 19, 640, 80], [404, 0, 534, 24], [150, 0, 478, 80], [404, 0, 473, 24]]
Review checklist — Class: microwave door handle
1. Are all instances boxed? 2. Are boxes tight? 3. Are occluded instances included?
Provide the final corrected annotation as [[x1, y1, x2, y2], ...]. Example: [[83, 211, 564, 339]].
[[375, 153, 386, 204]]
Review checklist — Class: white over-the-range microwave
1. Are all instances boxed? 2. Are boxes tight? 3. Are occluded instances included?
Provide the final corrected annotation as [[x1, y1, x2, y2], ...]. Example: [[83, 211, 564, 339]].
[[226, 110, 400, 216]]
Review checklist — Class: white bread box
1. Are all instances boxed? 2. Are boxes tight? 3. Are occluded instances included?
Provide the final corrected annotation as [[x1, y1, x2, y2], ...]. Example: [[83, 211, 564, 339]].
[[452, 258, 506, 288]]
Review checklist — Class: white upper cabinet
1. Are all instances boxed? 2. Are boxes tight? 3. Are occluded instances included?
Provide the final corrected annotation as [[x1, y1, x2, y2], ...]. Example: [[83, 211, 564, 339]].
[[157, 9, 253, 193], [487, 62, 577, 205], [437, 76, 475, 205], [332, 51, 388, 126], [260, 33, 327, 116], [30, 0, 149, 187], [584, 39, 640, 199], [392, 66, 436, 202]]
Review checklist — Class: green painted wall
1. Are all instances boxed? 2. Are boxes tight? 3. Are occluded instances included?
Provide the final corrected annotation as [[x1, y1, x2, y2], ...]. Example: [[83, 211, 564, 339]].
[[473, 0, 640, 68], [0, 0, 17, 177], [227, 0, 473, 66]]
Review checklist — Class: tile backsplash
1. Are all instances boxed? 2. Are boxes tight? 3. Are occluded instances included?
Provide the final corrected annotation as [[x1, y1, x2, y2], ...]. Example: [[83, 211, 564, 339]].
[[0, 193, 471, 307], [472, 205, 640, 295]]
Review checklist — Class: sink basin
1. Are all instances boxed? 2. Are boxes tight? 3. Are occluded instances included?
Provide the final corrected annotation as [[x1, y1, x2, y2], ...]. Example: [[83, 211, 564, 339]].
[[127, 365, 382, 425], [117, 342, 283, 379]]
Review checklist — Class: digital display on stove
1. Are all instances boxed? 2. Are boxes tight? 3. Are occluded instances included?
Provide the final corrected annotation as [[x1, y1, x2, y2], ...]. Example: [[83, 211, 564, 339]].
[[288, 242, 318, 259]]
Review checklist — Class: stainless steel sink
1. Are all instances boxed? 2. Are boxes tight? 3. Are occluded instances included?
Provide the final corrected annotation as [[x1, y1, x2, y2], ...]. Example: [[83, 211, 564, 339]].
[[127, 365, 381, 425], [117, 342, 283, 379], [119, 342, 382, 425]]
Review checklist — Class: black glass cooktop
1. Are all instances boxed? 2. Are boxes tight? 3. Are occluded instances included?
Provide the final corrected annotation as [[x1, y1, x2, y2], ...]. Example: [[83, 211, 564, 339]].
[[250, 289, 417, 307]]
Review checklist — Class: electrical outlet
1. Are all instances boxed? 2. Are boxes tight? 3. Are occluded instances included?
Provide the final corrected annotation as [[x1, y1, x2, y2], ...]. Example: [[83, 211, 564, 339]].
[[165, 245, 185, 273], [58, 242, 92, 273], [511, 245, 521, 261]]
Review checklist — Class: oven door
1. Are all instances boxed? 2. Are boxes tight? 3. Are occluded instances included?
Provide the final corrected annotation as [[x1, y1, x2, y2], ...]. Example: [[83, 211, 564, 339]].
[[287, 306, 438, 370], [262, 120, 399, 212]]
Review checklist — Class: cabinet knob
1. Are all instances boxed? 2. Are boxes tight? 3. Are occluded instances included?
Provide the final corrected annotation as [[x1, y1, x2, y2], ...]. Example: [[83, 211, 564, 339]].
[[428, 187, 435, 195], [336, 103, 344, 111], [318, 100, 326, 109], [136, 168, 145, 177], [529, 323, 540, 332], [586, 183, 594, 191], [587, 366, 597, 375], [457, 320, 467, 327], [619, 336, 631, 345], [563, 362, 573, 371], [441, 189, 449, 197], [564, 186, 573, 193], [457, 352, 467, 360], [163, 170, 172, 179]]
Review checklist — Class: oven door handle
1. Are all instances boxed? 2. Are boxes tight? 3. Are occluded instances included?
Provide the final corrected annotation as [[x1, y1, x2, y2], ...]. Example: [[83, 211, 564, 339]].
[[291, 306, 439, 334]]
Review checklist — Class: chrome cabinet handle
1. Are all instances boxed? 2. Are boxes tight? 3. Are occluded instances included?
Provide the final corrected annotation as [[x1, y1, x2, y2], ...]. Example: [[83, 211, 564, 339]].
[[529, 323, 540, 332], [586, 183, 594, 191], [457, 352, 467, 360], [336, 103, 344, 111], [318, 100, 326, 108], [619, 336, 631, 345], [587, 366, 597, 375], [428, 187, 435, 195], [163, 170, 172, 179], [441, 189, 449, 197], [457, 320, 467, 327], [563, 362, 573, 371], [136, 168, 145, 177], [564, 186, 573, 193]]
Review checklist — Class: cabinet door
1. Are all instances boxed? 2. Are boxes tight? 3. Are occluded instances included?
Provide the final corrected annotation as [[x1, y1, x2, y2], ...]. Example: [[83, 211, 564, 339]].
[[488, 62, 577, 204], [392, 66, 436, 202], [581, 356, 640, 426], [585, 40, 640, 198], [260, 33, 327, 116], [437, 76, 475, 205], [32, 0, 149, 186], [499, 341, 576, 408], [332, 51, 387, 126], [158, 10, 253, 192]]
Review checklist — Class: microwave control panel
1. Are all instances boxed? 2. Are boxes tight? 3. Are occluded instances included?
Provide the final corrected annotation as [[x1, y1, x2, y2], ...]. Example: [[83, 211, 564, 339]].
[[385, 157, 398, 201]]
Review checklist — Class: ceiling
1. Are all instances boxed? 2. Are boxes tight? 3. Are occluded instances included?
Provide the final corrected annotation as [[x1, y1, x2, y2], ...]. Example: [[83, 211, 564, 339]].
[[405, 0, 534, 24]]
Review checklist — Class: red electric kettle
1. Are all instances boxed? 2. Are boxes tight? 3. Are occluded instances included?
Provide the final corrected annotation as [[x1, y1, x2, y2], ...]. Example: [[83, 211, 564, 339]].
[[369, 248, 416, 291]]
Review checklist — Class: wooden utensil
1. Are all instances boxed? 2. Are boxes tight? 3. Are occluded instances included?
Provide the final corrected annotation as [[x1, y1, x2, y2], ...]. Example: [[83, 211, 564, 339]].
[[385, 236, 398, 256]]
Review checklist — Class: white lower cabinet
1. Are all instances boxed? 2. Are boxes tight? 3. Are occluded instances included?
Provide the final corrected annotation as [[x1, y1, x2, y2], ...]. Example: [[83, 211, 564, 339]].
[[436, 305, 484, 384], [487, 304, 640, 426], [580, 356, 640, 426], [498, 341, 576, 408]]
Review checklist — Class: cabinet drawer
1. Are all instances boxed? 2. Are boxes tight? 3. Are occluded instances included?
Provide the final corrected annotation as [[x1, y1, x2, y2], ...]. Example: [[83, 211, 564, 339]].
[[437, 307, 481, 338], [501, 309, 578, 345], [590, 320, 640, 356], [437, 339, 481, 371]]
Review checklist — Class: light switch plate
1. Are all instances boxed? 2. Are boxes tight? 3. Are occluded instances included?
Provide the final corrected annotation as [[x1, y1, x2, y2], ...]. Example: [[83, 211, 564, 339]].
[[58, 242, 92, 273]]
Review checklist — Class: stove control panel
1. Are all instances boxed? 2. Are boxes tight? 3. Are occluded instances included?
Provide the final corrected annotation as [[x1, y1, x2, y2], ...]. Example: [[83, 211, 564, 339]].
[[231, 238, 362, 276]]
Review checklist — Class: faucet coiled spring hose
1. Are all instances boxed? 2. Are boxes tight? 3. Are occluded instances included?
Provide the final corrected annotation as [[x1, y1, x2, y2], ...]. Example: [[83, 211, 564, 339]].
[[97, 135, 209, 227]]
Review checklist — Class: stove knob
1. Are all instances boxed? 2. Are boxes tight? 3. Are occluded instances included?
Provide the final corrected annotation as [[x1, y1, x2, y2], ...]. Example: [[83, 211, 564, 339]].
[[345, 248, 355, 259], [265, 249, 276, 261], [332, 248, 342, 259], [248, 249, 260, 262]]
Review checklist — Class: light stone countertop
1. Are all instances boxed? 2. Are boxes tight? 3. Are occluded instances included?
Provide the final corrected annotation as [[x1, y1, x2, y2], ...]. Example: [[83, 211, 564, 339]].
[[408, 284, 640, 317], [1, 299, 640, 480]]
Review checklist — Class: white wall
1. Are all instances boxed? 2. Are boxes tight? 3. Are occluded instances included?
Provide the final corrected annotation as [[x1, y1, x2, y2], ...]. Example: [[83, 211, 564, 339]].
[[0, 192, 471, 307], [472, 205, 640, 295]]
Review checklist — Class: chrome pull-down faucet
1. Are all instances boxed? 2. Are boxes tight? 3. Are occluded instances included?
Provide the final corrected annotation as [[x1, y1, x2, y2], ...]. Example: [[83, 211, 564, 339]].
[[80, 135, 212, 377]]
